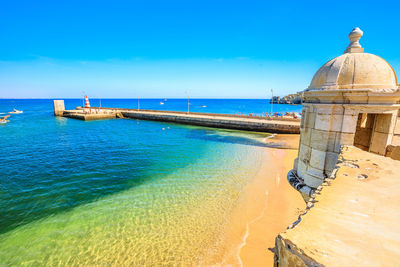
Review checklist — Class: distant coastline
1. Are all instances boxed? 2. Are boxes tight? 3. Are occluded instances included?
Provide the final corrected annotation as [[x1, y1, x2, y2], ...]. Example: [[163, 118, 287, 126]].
[[270, 92, 303, 105]]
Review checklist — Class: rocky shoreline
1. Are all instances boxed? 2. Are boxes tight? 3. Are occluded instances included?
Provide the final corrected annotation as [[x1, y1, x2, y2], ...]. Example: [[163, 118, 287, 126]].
[[270, 93, 303, 104]]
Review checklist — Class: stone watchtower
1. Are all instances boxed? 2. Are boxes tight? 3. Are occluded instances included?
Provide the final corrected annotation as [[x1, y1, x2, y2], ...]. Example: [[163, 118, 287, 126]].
[[289, 28, 400, 198]]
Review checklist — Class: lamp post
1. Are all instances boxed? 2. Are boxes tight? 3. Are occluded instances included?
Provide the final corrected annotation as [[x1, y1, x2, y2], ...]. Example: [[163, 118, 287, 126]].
[[270, 88, 273, 116], [82, 91, 85, 107], [185, 91, 190, 113]]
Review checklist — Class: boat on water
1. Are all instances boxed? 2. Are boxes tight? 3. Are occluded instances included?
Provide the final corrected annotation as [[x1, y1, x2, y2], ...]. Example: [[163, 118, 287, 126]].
[[0, 115, 10, 124], [160, 102, 164, 105], [9, 109, 23, 114]]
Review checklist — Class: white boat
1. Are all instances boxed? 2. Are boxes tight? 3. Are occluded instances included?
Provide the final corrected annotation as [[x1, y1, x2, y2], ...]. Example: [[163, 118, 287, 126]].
[[9, 109, 23, 114], [160, 102, 164, 105]]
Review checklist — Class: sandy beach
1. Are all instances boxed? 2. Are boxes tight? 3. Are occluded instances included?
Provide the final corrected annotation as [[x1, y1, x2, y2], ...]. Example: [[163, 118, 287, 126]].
[[218, 134, 305, 266]]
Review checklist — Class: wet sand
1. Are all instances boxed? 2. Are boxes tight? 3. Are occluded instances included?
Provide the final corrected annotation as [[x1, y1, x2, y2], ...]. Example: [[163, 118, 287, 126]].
[[218, 134, 305, 266]]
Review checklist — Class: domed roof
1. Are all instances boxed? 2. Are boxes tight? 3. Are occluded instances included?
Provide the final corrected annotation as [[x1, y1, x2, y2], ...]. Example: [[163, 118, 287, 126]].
[[308, 28, 398, 91]]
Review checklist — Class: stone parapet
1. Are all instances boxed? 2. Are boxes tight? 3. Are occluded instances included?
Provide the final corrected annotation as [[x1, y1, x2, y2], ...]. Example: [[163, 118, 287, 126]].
[[276, 146, 400, 266], [295, 102, 400, 189]]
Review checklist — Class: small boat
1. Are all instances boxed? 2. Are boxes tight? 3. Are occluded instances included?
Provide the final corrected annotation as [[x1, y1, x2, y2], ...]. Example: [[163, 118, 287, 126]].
[[160, 102, 164, 105], [9, 109, 23, 114], [201, 105, 207, 108], [0, 115, 10, 124]]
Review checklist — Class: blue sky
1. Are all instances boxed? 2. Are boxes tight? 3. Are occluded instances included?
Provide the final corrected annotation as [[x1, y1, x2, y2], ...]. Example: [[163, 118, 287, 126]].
[[1, 0, 399, 98]]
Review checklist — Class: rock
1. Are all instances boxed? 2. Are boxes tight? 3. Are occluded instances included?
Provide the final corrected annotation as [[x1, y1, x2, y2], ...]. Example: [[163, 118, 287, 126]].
[[270, 92, 303, 104]]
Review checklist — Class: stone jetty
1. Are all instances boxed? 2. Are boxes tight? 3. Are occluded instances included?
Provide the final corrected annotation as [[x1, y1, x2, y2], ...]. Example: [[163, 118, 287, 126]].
[[53, 102, 300, 134]]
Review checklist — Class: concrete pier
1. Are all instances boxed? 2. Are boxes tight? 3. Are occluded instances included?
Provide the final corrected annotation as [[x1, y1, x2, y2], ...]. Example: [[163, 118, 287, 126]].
[[53, 100, 65, 116], [62, 109, 117, 121], [122, 109, 300, 133], [55, 105, 300, 134]]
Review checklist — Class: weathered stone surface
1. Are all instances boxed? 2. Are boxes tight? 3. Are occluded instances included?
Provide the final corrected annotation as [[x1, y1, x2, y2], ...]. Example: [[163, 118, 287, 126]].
[[306, 112, 316, 129], [341, 115, 358, 133], [275, 236, 314, 267], [324, 151, 339, 173], [369, 132, 389, 155], [374, 114, 394, 133], [315, 114, 343, 132], [334, 132, 355, 152], [308, 52, 398, 91], [310, 129, 335, 152], [293, 157, 299, 171], [53, 100, 65, 116], [386, 145, 400, 160], [315, 105, 344, 115], [296, 159, 308, 179], [300, 127, 312, 146], [303, 171, 323, 188], [344, 108, 359, 115], [298, 144, 311, 164], [394, 118, 400, 135], [277, 146, 400, 266], [314, 114, 330, 131], [309, 149, 326, 170], [391, 135, 400, 146]]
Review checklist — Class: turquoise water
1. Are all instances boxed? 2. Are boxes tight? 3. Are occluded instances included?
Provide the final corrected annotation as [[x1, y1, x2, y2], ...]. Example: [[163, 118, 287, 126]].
[[0, 99, 301, 265]]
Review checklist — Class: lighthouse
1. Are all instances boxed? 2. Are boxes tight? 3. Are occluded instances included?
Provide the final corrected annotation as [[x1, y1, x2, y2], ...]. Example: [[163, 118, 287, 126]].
[[84, 95, 91, 108]]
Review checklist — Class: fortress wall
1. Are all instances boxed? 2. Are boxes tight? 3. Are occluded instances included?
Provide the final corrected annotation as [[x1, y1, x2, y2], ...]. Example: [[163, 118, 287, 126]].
[[276, 146, 400, 266]]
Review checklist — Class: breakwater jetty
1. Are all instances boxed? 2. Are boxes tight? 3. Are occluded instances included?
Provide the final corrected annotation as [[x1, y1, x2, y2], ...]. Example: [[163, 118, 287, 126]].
[[53, 100, 300, 134]]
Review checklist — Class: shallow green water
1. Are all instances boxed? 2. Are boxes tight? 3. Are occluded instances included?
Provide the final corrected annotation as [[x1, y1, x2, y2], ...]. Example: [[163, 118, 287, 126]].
[[0, 100, 274, 266]]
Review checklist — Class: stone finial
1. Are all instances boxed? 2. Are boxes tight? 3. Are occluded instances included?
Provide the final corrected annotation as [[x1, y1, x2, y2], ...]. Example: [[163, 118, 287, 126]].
[[344, 27, 364, 54]]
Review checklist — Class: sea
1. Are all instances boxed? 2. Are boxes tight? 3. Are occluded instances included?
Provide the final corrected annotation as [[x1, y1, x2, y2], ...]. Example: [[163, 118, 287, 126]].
[[0, 99, 302, 266]]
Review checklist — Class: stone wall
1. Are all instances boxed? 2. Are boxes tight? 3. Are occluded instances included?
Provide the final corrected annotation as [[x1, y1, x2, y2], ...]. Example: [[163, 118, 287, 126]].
[[369, 114, 396, 155], [296, 104, 400, 189], [276, 146, 400, 266], [386, 115, 400, 160], [296, 104, 356, 188]]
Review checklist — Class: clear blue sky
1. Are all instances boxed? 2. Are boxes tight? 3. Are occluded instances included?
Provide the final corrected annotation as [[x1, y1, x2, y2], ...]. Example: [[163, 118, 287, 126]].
[[1, 0, 399, 98]]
